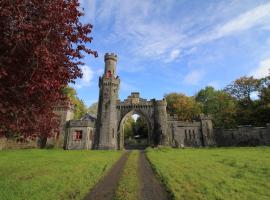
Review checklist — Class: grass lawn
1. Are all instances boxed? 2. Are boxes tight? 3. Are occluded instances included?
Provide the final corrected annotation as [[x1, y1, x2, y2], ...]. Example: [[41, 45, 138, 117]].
[[146, 147, 270, 200], [114, 150, 140, 200], [0, 149, 122, 200]]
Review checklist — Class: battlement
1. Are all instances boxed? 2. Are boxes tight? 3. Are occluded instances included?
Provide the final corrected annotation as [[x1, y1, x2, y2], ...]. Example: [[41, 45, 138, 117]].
[[155, 99, 167, 106], [104, 53, 117, 62], [199, 114, 212, 120]]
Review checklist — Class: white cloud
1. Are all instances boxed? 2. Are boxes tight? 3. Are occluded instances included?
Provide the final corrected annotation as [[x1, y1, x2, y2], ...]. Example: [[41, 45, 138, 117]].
[[164, 49, 181, 63], [183, 69, 205, 85], [83, 1, 270, 63], [250, 58, 270, 78], [75, 65, 94, 88], [192, 2, 270, 45]]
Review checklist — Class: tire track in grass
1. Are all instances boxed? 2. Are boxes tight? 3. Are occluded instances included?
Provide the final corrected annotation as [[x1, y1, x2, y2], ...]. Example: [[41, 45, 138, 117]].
[[114, 150, 140, 200], [83, 151, 130, 200], [139, 150, 169, 200]]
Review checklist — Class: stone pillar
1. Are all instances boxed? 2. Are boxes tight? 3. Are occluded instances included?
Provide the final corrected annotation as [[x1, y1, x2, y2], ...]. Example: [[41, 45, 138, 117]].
[[153, 99, 169, 146], [52, 102, 75, 148], [200, 114, 215, 146]]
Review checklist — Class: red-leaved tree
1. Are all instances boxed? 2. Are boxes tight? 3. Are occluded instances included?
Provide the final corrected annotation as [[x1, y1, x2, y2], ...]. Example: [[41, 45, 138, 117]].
[[0, 0, 97, 142]]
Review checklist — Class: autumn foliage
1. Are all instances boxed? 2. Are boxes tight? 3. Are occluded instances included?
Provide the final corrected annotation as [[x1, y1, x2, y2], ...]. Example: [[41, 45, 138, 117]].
[[0, 0, 97, 140]]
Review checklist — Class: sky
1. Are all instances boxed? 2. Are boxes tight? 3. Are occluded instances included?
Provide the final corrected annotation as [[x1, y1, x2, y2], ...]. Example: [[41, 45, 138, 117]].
[[73, 0, 270, 106]]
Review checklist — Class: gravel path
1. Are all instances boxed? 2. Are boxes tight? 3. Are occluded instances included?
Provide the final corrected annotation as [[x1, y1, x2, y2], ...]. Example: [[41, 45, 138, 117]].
[[83, 151, 130, 200], [138, 151, 169, 200]]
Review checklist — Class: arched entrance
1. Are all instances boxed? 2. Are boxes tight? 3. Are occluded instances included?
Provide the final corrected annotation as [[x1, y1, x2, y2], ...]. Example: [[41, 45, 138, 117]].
[[118, 109, 153, 150]]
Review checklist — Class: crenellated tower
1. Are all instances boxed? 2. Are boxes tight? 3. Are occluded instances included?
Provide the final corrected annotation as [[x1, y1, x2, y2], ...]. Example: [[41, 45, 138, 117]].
[[94, 53, 120, 149]]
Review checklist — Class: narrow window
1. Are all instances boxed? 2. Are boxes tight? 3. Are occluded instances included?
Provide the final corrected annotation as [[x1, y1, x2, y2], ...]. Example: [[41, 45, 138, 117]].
[[106, 70, 112, 78], [90, 130, 93, 140], [73, 130, 82, 141], [112, 129, 114, 138]]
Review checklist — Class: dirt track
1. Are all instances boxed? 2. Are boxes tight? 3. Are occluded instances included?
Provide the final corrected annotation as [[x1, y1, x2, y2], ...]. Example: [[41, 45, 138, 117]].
[[84, 150, 169, 200], [138, 151, 169, 200], [83, 151, 130, 200]]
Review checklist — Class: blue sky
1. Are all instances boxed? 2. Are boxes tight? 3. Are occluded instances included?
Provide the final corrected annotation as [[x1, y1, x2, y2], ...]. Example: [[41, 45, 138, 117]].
[[73, 0, 270, 106]]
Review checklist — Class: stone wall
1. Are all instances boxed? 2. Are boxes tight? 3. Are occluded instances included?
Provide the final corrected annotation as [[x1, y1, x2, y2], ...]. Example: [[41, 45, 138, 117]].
[[65, 120, 95, 150], [0, 138, 37, 150], [214, 124, 270, 146], [52, 103, 75, 148], [167, 120, 203, 147]]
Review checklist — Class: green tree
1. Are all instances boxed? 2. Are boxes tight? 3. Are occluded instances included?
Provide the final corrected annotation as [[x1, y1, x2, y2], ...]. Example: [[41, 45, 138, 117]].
[[62, 86, 87, 119], [165, 93, 202, 121], [224, 75, 270, 126], [123, 117, 136, 139], [224, 76, 261, 106], [195, 86, 237, 128], [252, 73, 270, 126], [88, 102, 98, 116], [135, 116, 148, 138]]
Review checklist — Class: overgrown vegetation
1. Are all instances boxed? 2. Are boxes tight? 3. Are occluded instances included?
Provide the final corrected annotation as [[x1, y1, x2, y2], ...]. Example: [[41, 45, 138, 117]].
[[62, 86, 88, 119], [166, 74, 270, 128], [146, 147, 270, 200], [114, 151, 140, 200], [0, 149, 122, 200]]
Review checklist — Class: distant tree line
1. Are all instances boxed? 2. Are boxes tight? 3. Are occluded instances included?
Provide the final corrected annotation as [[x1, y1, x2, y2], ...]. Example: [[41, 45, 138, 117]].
[[166, 74, 270, 128]]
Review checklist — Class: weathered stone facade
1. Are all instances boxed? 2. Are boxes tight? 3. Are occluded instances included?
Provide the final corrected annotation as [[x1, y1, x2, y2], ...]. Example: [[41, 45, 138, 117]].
[[115, 93, 168, 149], [65, 119, 95, 150], [93, 53, 216, 150], [48, 102, 75, 148], [167, 114, 216, 147], [3, 52, 269, 150], [214, 124, 270, 146]]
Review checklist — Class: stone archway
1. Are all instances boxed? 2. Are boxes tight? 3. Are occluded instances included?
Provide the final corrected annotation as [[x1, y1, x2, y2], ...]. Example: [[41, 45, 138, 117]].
[[117, 109, 153, 150]]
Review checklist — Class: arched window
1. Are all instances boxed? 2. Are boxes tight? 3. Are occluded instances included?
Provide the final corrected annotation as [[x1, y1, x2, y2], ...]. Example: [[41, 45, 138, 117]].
[[106, 70, 112, 78]]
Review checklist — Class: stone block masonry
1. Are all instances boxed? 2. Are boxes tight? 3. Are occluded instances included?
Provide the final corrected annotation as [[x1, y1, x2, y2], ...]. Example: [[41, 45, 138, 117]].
[[214, 124, 270, 146]]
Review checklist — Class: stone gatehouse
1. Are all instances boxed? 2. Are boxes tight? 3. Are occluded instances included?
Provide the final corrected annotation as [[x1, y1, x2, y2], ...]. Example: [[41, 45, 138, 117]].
[[61, 53, 216, 150], [1, 52, 269, 150], [1, 53, 269, 150]]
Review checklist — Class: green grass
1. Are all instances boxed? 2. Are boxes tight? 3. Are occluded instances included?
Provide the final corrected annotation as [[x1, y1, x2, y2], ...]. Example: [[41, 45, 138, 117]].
[[114, 150, 140, 200], [0, 149, 122, 200], [146, 147, 270, 200]]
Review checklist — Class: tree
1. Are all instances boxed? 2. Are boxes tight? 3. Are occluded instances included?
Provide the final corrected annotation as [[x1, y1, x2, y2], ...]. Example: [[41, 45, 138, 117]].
[[195, 86, 237, 128], [135, 116, 148, 138], [224, 76, 261, 105], [0, 1, 97, 139], [88, 102, 98, 116], [259, 74, 270, 106], [62, 86, 87, 119], [165, 93, 202, 121], [123, 117, 136, 139], [224, 75, 270, 126]]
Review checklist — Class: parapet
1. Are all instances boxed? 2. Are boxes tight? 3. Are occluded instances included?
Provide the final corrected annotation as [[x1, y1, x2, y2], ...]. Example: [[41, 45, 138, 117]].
[[155, 99, 167, 106], [199, 114, 212, 120], [104, 53, 117, 62]]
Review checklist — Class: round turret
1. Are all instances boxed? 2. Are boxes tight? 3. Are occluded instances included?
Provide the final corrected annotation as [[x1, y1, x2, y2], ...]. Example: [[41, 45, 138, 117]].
[[104, 53, 117, 78]]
